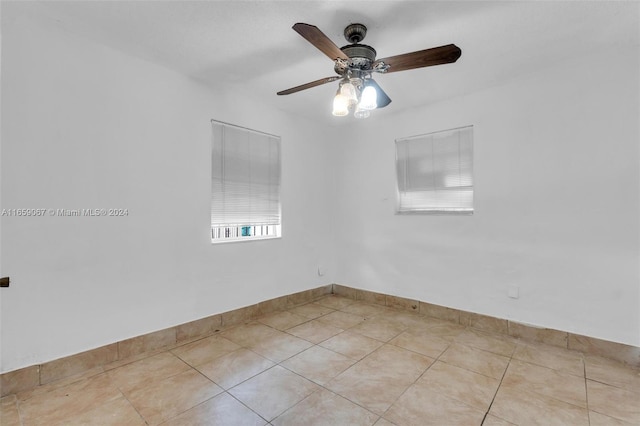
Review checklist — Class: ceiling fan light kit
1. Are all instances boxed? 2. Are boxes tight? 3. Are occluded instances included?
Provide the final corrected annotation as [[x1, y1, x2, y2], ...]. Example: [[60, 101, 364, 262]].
[[277, 22, 462, 119]]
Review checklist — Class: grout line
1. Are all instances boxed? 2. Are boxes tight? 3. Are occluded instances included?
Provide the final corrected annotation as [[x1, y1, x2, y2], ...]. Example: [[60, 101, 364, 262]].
[[480, 346, 513, 425], [117, 386, 149, 425], [584, 359, 592, 426], [226, 390, 271, 424], [15, 397, 26, 426], [378, 339, 451, 421]]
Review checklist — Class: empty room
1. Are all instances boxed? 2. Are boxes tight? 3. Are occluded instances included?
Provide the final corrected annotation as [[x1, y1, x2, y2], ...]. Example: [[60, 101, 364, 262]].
[[1, 1, 639, 425]]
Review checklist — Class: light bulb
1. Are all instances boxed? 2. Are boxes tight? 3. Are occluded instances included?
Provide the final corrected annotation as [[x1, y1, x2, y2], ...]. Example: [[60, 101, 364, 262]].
[[340, 82, 358, 108], [354, 106, 370, 119], [359, 84, 377, 110], [332, 92, 349, 116]]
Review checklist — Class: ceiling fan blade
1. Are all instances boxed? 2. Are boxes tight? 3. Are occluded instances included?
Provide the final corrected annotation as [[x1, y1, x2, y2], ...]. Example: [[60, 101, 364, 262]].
[[367, 79, 392, 108], [277, 76, 341, 95], [376, 44, 461, 74], [292, 23, 350, 61]]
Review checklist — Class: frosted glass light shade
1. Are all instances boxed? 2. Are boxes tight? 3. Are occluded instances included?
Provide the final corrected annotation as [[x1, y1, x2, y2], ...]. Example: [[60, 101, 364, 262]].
[[354, 106, 370, 119], [359, 85, 377, 110], [340, 82, 358, 108], [332, 93, 349, 116]]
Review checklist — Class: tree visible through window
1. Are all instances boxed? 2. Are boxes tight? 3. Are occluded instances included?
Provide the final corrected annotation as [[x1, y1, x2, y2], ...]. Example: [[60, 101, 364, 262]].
[[396, 126, 474, 214], [211, 120, 281, 243]]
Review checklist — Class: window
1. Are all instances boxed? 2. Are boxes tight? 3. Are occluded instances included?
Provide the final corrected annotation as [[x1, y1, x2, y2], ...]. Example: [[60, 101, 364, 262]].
[[395, 125, 473, 214], [211, 120, 281, 243]]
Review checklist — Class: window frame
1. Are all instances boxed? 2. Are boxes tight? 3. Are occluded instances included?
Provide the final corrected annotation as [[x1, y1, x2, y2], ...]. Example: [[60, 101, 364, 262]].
[[395, 125, 474, 215], [210, 119, 282, 244]]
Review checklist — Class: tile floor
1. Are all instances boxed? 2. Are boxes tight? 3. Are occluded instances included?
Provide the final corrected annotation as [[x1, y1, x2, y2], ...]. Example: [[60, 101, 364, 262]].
[[2, 295, 640, 425]]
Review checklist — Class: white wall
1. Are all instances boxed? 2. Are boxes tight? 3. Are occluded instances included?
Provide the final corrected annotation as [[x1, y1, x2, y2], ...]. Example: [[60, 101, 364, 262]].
[[334, 47, 640, 346], [0, 12, 336, 373], [2, 4, 638, 374]]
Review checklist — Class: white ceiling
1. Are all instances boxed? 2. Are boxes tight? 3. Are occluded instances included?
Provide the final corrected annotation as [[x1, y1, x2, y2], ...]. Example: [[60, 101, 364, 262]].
[[7, 1, 639, 126]]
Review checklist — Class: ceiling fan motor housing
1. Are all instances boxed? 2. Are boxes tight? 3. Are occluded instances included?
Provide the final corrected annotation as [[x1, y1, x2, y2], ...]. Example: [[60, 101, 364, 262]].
[[335, 43, 377, 75]]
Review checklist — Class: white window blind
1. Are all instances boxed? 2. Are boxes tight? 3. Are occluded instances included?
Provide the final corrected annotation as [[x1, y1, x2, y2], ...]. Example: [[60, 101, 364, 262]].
[[396, 125, 473, 214], [211, 120, 281, 242]]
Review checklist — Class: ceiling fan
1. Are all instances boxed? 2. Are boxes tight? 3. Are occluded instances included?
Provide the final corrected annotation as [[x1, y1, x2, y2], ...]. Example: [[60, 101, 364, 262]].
[[277, 23, 462, 118]]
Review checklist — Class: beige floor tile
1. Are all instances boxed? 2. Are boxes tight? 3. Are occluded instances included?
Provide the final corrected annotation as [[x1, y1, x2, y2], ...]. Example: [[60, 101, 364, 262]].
[[288, 303, 335, 319], [390, 328, 451, 358], [482, 414, 516, 425], [489, 384, 589, 426], [384, 386, 486, 426], [61, 396, 146, 425], [417, 361, 500, 411], [257, 311, 309, 331], [1, 395, 21, 426], [19, 373, 122, 426], [196, 348, 274, 389], [247, 332, 313, 363], [359, 343, 431, 374], [374, 418, 396, 426], [162, 392, 267, 426], [329, 377, 412, 417], [124, 369, 222, 425], [339, 301, 389, 318], [320, 331, 384, 360], [315, 295, 355, 310], [281, 346, 355, 385], [585, 355, 640, 393], [327, 345, 433, 415], [589, 410, 637, 426], [439, 343, 510, 379], [317, 310, 366, 329], [171, 335, 242, 367], [587, 380, 640, 424], [454, 329, 517, 357], [220, 322, 282, 347], [417, 320, 466, 341], [402, 313, 435, 329], [350, 316, 408, 342], [513, 341, 584, 376], [286, 319, 343, 344], [273, 388, 378, 426], [375, 308, 424, 325], [107, 352, 191, 393], [229, 366, 319, 421], [502, 359, 587, 408]]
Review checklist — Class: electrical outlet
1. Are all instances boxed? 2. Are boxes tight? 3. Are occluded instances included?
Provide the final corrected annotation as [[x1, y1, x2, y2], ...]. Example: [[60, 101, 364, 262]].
[[508, 285, 519, 299]]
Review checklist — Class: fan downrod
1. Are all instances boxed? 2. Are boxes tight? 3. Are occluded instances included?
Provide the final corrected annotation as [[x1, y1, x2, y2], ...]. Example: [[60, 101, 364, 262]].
[[344, 23, 367, 43]]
